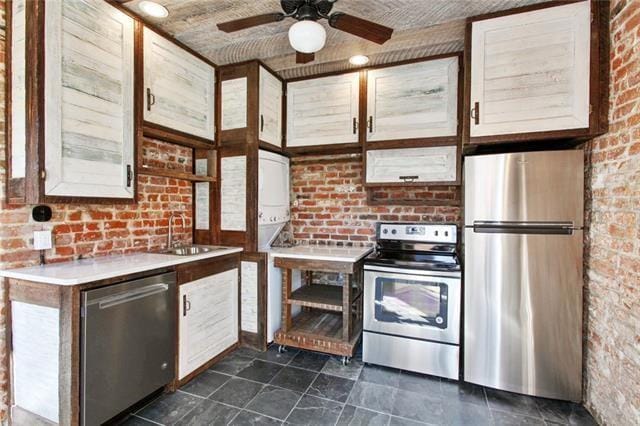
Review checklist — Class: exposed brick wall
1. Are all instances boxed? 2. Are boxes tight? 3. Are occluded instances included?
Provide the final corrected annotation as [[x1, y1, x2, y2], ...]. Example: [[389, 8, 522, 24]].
[[290, 154, 461, 245], [583, 0, 640, 424]]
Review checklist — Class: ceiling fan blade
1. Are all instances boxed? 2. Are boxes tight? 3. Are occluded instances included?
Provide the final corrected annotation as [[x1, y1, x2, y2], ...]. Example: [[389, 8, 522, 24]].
[[217, 13, 285, 33], [296, 51, 315, 64], [328, 13, 393, 45]]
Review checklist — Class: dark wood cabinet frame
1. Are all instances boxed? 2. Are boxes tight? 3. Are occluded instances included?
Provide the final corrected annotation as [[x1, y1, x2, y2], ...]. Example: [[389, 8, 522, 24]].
[[239, 252, 269, 351], [462, 0, 610, 147]]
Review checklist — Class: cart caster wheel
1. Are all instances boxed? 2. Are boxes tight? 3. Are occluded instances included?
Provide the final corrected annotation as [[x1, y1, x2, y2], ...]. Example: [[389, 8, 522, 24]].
[[278, 345, 287, 354], [341, 356, 351, 366]]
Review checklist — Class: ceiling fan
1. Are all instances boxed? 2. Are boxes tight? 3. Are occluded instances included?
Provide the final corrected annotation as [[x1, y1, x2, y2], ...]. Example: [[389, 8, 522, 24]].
[[217, 0, 394, 64]]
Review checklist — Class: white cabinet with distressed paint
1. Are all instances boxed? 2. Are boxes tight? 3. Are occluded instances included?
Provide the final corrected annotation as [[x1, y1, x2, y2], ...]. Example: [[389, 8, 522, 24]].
[[179, 269, 239, 379], [44, 0, 135, 200], [469, 1, 591, 137], [286, 72, 360, 148], [259, 66, 283, 147], [10, 0, 26, 180], [143, 27, 216, 141], [220, 156, 247, 232], [221, 77, 248, 131], [366, 146, 458, 185], [366, 57, 459, 142], [241, 261, 259, 334]]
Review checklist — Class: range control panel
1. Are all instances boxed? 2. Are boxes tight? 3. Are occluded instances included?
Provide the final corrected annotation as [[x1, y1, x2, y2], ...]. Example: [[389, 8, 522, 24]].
[[377, 223, 457, 243]]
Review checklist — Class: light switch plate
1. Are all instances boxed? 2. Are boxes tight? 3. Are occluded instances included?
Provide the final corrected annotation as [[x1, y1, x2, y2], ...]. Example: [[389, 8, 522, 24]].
[[33, 230, 52, 250]]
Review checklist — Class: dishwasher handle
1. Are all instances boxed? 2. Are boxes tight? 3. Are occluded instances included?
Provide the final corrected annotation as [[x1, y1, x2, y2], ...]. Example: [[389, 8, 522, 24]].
[[91, 283, 170, 310]]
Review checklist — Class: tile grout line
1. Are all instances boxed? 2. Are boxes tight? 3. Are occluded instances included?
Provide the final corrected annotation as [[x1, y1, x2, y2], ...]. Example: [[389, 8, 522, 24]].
[[283, 371, 326, 424]]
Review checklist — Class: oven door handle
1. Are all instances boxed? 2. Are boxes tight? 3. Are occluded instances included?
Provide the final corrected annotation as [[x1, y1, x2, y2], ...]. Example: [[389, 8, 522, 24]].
[[364, 264, 461, 279]]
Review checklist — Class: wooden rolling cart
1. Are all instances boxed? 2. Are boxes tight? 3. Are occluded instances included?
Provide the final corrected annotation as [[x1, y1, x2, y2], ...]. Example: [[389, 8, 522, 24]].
[[272, 248, 372, 364]]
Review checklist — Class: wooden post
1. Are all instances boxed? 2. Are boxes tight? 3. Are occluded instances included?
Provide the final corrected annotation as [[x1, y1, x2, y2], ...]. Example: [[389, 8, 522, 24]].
[[282, 268, 292, 332], [342, 273, 351, 342]]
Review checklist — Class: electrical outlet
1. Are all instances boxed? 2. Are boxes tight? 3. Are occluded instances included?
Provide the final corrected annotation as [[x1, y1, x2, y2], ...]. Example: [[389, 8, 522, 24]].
[[33, 230, 52, 250]]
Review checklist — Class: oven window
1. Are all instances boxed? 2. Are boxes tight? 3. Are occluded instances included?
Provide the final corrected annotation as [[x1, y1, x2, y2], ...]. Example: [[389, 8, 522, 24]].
[[374, 277, 448, 328]]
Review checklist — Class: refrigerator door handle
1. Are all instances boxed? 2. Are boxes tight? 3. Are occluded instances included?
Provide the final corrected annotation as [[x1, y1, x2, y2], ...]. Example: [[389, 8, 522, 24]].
[[472, 221, 575, 235]]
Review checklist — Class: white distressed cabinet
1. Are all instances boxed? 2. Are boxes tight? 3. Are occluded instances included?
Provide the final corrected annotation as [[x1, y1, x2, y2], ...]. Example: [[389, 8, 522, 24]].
[[259, 66, 283, 147], [143, 27, 216, 141], [44, 0, 135, 200], [241, 261, 259, 334], [366, 57, 459, 142], [179, 269, 239, 379], [220, 155, 247, 232], [366, 146, 458, 185], [469, 1, 591, 137], [221, 77, 248, 131], [286, 72, 361, 148]]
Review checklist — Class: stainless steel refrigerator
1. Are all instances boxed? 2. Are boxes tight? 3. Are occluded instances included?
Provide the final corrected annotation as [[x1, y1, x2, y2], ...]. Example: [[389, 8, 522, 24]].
[[463, 150, 584, 402]]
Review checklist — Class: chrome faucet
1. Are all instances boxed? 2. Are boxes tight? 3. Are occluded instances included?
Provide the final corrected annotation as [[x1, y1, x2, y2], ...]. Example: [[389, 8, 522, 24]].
[[168, 212, 187, 248]]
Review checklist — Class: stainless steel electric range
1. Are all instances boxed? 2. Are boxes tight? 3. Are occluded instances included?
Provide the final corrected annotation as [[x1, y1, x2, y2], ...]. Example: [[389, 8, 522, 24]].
[[363, 222, 461, 380]]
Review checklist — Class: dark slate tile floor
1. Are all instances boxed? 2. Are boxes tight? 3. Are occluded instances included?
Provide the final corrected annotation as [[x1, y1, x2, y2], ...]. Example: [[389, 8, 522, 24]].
[[121, 346, 597, 426]]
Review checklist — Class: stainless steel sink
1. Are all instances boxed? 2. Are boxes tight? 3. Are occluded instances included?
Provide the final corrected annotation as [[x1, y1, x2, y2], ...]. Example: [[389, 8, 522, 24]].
[[158, 245, 226, 256]]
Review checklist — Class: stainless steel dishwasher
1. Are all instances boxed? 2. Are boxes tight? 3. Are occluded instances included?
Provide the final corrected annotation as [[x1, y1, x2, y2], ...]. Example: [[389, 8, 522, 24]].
[[81, 272, 176, 426]]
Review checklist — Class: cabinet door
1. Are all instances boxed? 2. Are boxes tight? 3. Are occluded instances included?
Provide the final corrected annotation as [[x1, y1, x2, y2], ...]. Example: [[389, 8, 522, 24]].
[[241, 261, 258, 333], [44, 0, 134, 199], [286, 72, 360, 147], [143, 27, 216, 140], [259, 67, 283, 147], [179, 269, 239, 379], [366, 146, 457, 185], [470, 1, 590, 137], [220, 156, 247, 232], [366, 57, 458, 142], [221, 77, 248, 131]]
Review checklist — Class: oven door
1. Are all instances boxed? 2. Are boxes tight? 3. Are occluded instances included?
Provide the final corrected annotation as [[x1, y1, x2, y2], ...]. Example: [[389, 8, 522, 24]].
[[364, 266, 460, 344]]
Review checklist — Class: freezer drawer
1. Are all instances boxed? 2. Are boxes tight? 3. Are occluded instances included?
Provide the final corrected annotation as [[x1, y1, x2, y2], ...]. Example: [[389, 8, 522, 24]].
[[464, 150, 584, 227], [81, 272, 176, 425], [463, 228, 583, 401]]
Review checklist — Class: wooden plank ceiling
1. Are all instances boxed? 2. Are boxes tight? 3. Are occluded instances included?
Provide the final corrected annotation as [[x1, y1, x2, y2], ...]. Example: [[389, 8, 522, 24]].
[[124, 0, 550, 79]]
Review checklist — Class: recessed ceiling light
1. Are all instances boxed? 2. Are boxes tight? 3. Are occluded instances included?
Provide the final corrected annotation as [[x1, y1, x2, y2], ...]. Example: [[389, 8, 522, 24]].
[[349, 55, 369, 66], [139, 1, 169, 18]]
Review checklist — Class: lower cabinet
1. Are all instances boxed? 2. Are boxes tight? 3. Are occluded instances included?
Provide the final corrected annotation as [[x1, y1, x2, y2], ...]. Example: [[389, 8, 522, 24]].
[[178, 268, 239, 379]]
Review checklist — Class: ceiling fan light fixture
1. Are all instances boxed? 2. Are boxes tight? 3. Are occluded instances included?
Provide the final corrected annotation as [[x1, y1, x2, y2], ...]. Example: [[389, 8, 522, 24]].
[[288, 20, 327, 54], [349, 55, 369, 66], [139, 1, 169, 18]]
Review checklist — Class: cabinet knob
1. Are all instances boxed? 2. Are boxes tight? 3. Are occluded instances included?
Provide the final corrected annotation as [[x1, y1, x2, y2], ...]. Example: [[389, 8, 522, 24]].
[[368, 116, 373, 133], [399, 175, 418, 183], [260, 114, 264, 132], [352, 117, 358, 134]]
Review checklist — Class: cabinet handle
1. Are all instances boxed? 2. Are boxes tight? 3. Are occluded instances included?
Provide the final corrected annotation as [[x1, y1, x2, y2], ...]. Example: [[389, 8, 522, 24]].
[[146, 88, 156, 111], [183, 295, 191, 316], [352, 117, 358, 134], [260, 114, 264, 132], [471, 102, 480, 125], [126, 164, 133, 187], [368, 116, 373, 133], [400, 175, 418, 183]]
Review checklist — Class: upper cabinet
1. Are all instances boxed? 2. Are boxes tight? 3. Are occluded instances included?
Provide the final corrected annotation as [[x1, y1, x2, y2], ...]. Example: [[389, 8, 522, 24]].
[[259, 66, 284, 148], [218, 61, 283, 150], [366, 56, 459, 143], [467, 0, 608, 143], [221, 77, 247, 133], [43, 0, 136, 201], [286, 72, 361, 151], [143, 27, 216, 142]]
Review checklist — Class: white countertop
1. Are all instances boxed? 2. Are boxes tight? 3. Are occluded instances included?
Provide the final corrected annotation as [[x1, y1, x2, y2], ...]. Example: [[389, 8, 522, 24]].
[[268, 245, 373, 263], [0, 246, 243, 286]]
